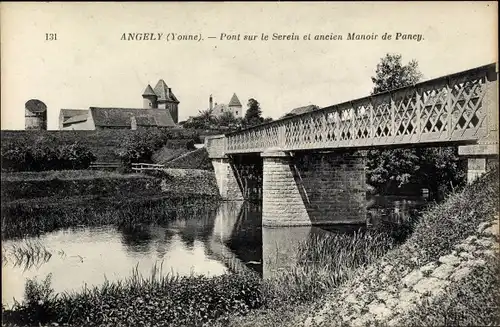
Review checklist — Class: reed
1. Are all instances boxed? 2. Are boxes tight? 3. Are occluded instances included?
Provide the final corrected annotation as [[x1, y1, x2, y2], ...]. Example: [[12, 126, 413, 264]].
[[263, 230, 395, 306], [2, 195, 221, 239], [4, 239, 52, 270]]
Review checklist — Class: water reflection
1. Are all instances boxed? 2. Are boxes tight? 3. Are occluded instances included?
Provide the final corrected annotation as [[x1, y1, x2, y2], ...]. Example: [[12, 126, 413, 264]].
[[2, 196, 424, 308]]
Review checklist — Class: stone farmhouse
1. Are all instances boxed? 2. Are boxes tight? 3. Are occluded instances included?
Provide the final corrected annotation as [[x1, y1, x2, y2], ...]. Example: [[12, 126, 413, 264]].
[[59, 80, 179, 130]]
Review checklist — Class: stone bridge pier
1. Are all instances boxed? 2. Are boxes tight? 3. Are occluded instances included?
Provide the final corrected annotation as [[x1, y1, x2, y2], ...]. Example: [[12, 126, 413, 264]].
[[261, 149, 366, 226]]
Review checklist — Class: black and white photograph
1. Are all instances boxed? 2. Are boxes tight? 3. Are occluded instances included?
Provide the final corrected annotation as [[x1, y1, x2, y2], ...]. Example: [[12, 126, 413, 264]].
[[1, 2, 498, 326]]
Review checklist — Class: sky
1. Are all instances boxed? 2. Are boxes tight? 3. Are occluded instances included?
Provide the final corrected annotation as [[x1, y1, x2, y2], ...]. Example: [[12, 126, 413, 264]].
[[1, 2, 497, 130]]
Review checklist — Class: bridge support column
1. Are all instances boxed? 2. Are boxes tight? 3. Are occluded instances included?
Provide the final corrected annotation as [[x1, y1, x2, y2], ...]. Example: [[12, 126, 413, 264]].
[[459, 144, 499, 184], [261, 150, 311, 226], [211, 157, 244, 200]]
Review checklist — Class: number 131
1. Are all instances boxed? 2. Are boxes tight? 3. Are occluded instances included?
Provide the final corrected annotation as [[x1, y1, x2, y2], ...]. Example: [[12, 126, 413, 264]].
[[45, 33, 57, 41]]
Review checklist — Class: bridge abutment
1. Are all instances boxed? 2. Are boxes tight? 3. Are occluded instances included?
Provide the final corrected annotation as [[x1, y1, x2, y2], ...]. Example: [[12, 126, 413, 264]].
[[459, 144, 499, 183], [211, 157, 244, 201]]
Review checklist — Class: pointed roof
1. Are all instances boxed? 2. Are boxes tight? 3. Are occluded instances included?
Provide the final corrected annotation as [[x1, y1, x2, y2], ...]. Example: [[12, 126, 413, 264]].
[[153, 79, 179, 103], [142, 84, 156, 97], [228, 93, 242, 107], [153, 79, 168, 100]]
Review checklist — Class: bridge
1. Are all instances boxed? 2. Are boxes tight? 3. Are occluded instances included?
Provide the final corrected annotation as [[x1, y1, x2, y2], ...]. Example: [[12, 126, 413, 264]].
[[205, 63, 499, 227]]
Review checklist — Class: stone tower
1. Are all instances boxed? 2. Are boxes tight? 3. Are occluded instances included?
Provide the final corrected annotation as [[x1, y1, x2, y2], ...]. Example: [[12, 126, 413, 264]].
[[153, 79, 180, 124], [228, 93, 243, 118], [142, 84, 158, 108], [25, 99, 47, 130]]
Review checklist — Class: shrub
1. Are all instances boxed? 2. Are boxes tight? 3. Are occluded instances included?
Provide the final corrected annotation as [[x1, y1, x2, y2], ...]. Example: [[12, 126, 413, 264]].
[[116, 129, 179, 167], [1, 139, 96, 172]]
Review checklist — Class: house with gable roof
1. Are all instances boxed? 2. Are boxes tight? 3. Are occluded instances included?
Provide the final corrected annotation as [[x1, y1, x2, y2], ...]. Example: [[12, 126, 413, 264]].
[[59, 79, 180, 130], [209, 93, 243, 118]]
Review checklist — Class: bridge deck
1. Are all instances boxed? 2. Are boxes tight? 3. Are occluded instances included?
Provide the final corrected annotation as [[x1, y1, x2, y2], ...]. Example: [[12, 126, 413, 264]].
[[206, 63, 497, 157]]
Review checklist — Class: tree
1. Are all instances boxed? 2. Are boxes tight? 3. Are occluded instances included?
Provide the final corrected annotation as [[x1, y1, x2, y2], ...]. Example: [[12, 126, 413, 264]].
[[243, 98, 264, 127], [182, 108, 218, 130], [218, 111, 239, 128], [371, 53, 422, 94], [366, 53, 466, 200]]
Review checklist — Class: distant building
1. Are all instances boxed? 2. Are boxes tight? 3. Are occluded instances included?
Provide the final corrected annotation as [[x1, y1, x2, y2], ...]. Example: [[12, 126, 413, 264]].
[[25, 99, 47, 130], [59, 79, 179, 130], [281, 104, 320, 118], [209, 93, 243, 118]]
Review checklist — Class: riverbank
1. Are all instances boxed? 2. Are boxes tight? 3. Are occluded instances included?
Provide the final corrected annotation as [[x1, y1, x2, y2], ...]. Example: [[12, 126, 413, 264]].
[[221, 167, 499, 327], [2, 168, 498, 326], [1, 169, 220, 239]]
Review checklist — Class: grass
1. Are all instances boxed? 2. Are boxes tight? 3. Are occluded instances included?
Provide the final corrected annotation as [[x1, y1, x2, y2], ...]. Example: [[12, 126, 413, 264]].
[[262, 230, 395, 307], [398, 254, 500, 326], [2, 265, 263, 327], [1, 172, 163, 202], [0, 170, 145, 182], [165, 148, 214, 170], [2, 194, 221, 239], [3, 239, 52, 270]]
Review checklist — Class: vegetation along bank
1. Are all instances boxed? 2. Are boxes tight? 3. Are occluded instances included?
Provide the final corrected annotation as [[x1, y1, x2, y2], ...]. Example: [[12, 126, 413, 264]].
[[3, 166, 498, 327], [1, 168, 220, 239]]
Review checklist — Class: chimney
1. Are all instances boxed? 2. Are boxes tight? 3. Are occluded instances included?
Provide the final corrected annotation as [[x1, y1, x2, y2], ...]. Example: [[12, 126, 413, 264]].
[[209, 94, 213, 110]]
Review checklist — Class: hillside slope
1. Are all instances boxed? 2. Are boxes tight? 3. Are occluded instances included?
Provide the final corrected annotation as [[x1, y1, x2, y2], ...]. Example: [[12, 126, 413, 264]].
[[1, 130, 196, 162]]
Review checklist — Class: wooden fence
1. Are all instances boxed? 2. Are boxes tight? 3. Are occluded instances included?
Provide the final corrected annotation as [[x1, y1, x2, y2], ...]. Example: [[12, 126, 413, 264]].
[[131, 163, 166, 172]]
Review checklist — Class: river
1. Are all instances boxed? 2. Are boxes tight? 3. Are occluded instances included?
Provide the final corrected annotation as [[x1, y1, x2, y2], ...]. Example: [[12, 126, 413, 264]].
[[1, 196, 427, 308]]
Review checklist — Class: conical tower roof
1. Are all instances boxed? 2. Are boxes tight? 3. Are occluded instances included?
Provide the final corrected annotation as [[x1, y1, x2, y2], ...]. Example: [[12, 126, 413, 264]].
[[153, 79, 169, 101], [228, 93, 242, 107], [142, 84, 156, 97]]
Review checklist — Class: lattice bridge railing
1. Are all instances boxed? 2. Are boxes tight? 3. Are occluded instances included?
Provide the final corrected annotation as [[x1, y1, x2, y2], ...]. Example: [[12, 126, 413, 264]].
[[223, 63, 497, 154]]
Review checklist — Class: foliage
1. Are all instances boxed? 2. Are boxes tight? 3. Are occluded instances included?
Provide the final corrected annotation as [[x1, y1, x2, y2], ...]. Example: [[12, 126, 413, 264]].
[[115, 128, 195, 168], [367, 54, 466, 199], [243, 98, 264, 127], [2, 268, 263, 327], [371, 53, 422, 95], [367, 146, 466, 200], [181, 98, 271, 131], [182, 108, 244, 131], [218, 111, 242, 129], [1, 137, 96, 172]]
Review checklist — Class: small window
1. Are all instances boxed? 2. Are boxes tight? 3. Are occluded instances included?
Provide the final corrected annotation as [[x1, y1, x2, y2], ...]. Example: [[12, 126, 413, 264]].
[[221, 108, 224, 112], [236, 111, 238, 115]]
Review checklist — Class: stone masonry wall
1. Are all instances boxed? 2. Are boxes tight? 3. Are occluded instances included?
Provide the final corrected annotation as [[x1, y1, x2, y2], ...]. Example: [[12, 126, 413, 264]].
[[262, 154, 310, 226], [295, 151, 366, 225], [212, 158, 244, 201], [261, 150, 367, 227]]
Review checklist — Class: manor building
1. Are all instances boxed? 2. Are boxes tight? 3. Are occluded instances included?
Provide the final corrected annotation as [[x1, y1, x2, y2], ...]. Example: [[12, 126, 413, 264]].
[[209, 93, 243, 118], [59, 80, 179, 130]]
